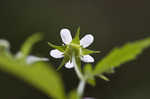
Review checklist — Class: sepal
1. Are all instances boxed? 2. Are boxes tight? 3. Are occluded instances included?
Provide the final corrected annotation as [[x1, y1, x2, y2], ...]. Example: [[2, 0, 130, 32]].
[[97, 75, 110, 81], [82, 48, 100, 55], [72, 27, 80, 44], [48, 42, 66, 52]]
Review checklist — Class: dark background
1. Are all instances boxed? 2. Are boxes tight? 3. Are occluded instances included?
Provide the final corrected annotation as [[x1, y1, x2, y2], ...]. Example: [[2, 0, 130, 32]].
[[0, 0, 150, 99]]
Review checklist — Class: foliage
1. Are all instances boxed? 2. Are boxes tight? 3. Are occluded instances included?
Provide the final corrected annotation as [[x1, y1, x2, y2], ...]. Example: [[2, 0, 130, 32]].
[[0, 34, 66, 99], [94, 37, 150, 75], [0, 30, 150, 99], [20, 33, 43, 59]]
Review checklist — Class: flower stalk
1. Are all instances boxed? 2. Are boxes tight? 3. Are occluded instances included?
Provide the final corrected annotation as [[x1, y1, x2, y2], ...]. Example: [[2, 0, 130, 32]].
[[77, 80, 86, 98], [72, 55, 86, 98], [72, 55, 84, 81]]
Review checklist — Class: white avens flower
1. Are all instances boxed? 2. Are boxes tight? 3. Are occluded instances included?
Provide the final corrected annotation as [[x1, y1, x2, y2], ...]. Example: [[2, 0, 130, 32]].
[[26, 55, 49, 64], [16, 52, 49, 64], [50, 28, 95, 69], [0, 38, 49, 65], [0, 39, 10, 49]]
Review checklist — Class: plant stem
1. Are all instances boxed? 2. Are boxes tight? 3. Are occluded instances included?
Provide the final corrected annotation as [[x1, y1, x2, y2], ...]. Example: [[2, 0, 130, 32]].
[[72, 55, 86, 98], [73, 58, 84, 81], [77, 80, 86, 97]]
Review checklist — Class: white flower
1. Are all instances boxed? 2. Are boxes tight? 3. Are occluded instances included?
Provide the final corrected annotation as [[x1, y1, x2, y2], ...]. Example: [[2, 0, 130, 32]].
[[26, 55, 49, 64], [0, 39, 10, 49], [0, 39, 49, 65], [16, 52, 49, 64], [50, 28, 94, 69]]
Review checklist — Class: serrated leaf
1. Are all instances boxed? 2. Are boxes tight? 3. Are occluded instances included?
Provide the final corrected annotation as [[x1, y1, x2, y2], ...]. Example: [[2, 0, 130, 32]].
[[94, 37, 150, 75], [48, 42, 66, 52], [20, 33, 43, 58], [0, 55, 66, 99]]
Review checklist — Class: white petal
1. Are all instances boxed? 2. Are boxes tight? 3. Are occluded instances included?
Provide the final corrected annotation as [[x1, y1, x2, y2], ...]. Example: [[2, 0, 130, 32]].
[[80, 34, 94, 48], [60, 28, 72, 44], [26, 55, 49, 64], [65, 60, 74, 69], [50, 49, 64, 58], [81, 55, 94, 63], [0, 39, 10, 49], [15, 52, 23, 59]]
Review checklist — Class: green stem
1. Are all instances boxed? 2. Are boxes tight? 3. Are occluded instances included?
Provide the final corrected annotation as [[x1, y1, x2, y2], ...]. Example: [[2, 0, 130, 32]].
[[77, 80, 86, 97], [72, 55, 86, 98], [73, 58, 84, 81]]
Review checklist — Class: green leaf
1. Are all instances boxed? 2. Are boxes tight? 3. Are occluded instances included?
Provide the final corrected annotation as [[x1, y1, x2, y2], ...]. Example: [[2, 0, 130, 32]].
[[83, 64, 93, 74], [83, 64, 96, 86], [82, 48, 100, 55], [87, 78, 96, 86], [48, 42, 66, 52], [68, 90, 79, 99], [94, 37, 150, 75], [21, 33, 43, 58], [105, 68, 115, 74], [98, 75, 110, 81], [0, 56, 66, 99]]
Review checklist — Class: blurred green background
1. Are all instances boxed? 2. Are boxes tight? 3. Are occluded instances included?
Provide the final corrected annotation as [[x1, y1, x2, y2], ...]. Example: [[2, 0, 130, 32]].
[[0, 0, 150, 99]]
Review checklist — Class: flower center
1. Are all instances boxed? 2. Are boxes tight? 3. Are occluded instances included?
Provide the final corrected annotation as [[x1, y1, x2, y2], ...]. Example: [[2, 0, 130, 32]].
[[70, 43, 81, 56]]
